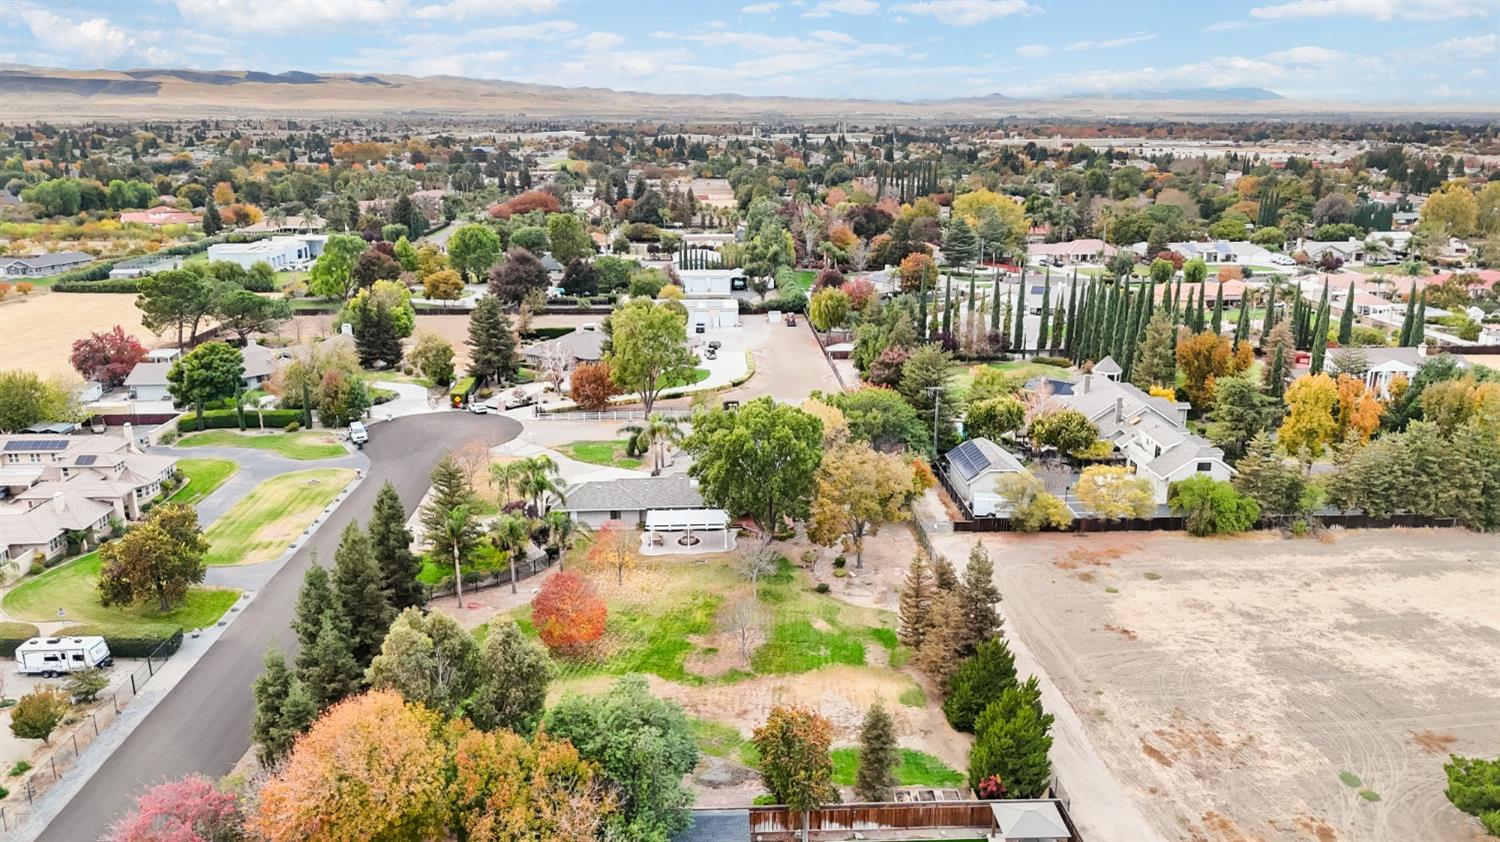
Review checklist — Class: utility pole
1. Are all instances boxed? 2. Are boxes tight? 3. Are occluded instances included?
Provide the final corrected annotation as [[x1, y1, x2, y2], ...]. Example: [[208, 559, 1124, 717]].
[[926, 385, 942, 455]]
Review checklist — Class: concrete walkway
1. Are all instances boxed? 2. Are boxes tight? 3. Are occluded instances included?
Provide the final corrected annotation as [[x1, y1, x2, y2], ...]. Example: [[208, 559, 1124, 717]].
[[368, 381, 444, 420]]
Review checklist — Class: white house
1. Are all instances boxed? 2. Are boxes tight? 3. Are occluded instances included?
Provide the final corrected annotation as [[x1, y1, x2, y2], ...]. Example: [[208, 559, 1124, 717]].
[[682, 298, 740, 331], [207, 235, 327, 271], [1168, 240, 1276, 266], [1028, 239, 1115, 265], [1297, 237, 1366, 266], [125, 341, 281, 400], [675, 269, 742, 297], [944, 437, 1028, 517], [1358, 346, 1467, 397]]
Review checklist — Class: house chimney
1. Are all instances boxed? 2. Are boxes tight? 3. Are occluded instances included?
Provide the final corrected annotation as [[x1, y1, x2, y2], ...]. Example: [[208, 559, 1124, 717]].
[[1115, 396, 1124, 424], [122, 422, 136, 453], [1083, 373, 1092, 394], [52, 492, 66, 513]]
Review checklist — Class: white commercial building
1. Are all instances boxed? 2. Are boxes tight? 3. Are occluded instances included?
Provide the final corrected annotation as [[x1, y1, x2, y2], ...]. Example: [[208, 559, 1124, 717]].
[[207, 235, 328, 271]]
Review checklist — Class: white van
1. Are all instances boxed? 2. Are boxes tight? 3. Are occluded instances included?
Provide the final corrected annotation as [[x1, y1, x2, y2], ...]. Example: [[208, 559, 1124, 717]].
[[16, 636, 112, 677], [348, 421, 368, 445]]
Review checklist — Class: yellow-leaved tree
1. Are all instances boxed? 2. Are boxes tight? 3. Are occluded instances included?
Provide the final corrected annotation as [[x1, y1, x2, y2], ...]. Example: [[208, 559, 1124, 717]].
[[1279, 373, 1339, 463], [807, 441, 919, 568], [1075, 465, 1155, 521]]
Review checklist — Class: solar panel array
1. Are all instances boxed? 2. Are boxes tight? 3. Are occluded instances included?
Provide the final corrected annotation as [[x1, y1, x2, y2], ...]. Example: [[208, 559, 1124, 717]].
[[74, 455, 97, 466], [2, 440, 68, 452], [948, 439, 992, 481]]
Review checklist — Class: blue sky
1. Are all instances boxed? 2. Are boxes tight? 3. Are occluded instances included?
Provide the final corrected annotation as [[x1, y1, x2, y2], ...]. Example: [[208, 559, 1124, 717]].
[[4, 0, 1496, 103]]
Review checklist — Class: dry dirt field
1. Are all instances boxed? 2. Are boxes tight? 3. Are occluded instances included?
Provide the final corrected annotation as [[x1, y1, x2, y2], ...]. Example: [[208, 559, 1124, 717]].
[[935, 528, 1499, 842], [0, 292, 163, 378]]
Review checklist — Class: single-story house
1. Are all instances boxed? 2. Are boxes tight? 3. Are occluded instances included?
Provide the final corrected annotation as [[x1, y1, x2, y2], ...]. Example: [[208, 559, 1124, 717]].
[[683, 298, 740, 331], [207, 235, 326, 271], [125, 362, 173, 401], [109, 254, 184, 279], [1028, 239, 1115, 265], [0, 251, 92, 279], [560, 475, 704, 528], [676, 269, 741, 297], [1297, 237, 1366, 266], [1360, 346, 1464, 397], [239, 215, 327, 235], [945, 437, 1027, 517], [540, 254, 565, 282], [1169, 240, 1276, 266], [0, 490, 113, 566], [520, 326, 606, 369], [119, 206, 199, 227], [126, 341, 280, 400]]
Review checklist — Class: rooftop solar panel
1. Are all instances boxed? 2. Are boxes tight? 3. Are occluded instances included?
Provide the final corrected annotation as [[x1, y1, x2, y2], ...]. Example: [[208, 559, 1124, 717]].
[[3, 440, 68, 452], [75, 455, 97, 466]]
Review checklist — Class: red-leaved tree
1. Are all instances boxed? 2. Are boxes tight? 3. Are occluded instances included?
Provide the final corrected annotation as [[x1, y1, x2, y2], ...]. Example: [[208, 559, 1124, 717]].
[[568, 361, 617, 410], [531, 571, 606, 657], [71, 325, 148, 389], [488, 190, 562, 220], [108, 774, 242, 842], [843, 277, 876, 310]]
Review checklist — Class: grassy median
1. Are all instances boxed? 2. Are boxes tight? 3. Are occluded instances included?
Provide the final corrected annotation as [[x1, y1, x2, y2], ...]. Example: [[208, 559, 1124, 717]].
[[204, 468, 356, 565]]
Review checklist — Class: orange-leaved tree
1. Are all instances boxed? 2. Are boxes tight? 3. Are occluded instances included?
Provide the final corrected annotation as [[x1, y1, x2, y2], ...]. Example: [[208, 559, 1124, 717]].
[[531, 571, 606, 657], [1175, 330, 1235, 411], [569, 361, 617, 410], [448, 723, 616, 841], [585, 521, 638, 585], [249, 691, 448, 842]]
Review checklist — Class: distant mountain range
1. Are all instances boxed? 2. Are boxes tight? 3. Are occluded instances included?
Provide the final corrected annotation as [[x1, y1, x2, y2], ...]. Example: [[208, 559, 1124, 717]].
[[0, 66, 1485, 122]]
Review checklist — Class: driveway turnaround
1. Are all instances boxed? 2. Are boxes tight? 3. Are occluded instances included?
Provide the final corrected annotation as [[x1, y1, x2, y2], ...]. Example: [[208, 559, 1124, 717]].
[[35, 411, 520, 842]]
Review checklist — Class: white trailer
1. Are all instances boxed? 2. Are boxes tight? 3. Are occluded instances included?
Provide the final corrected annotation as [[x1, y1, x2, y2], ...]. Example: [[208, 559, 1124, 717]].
[[15, 636, 112, 676]]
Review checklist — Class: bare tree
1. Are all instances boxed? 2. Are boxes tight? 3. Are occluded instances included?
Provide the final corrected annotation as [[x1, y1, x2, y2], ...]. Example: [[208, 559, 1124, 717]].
[[721, 597, 765, 665], [451, 439, 493, 491], [538, 342, 571, 392], [849, 239, 870, 273], [736, 536, 779, 599]]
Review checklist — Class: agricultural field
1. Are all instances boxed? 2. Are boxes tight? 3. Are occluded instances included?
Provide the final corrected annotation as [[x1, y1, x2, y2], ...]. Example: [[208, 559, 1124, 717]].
[[203, 468, 355, 565], [0, 292, 161, 379], [931, 528, 1500, 842]]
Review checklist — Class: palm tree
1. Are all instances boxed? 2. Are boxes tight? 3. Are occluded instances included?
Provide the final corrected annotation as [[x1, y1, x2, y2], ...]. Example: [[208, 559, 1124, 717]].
[[542, 510, 589, 570], [487, 460, 523, 507], [490, 513, 531, 595], [515, 455, 565, 515], [438, 505, 476, 609], [618, 413, 684, 476]]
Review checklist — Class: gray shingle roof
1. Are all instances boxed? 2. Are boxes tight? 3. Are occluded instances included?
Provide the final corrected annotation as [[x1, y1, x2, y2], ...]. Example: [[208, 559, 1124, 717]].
[[562, 475, 704, 513], [673, 810, 750, 842], [1093, 355, 1122, 376], [3, 251, 91, 270]]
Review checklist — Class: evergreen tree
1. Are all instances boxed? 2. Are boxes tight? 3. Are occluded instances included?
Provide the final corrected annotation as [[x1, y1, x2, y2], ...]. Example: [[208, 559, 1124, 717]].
[[355, 299, 403, 369], [292, 563, 333, 655], [202, 196, 222, 235], [968, 678, 1054, 798], [1337, 280, 1356, 345], [1063, 275, 1080, 359], [1013, 277, 1026, 352], [1412, 291, 1427, 346], [331, 522, 395, 667], [989, 281, 1001, 335], [1195, 281, 1209, 332], [1121, 283, 1144, 380], [915, 591, 967, 685], [957, 542, 1002, 655], [1211, 281, 1225, 335], [897, 552, 935, 650], [251, 650, 317, 764], [368, 482, 423, 611], [299, 612, 362, 710], [1036, 277, 1052, 350], [1268, 344, 1287, 399], [854, 702, 899, 803], [1260, 280, 1279, 347], [945, 217, 978, 272], [1131, 311, 1177, 390], [1113, 285, 1133, 361], [1235, 297, 1252, 345], [467, 296, 516, 385], [932, 554, 958, 591], [942, 277, 954, 340], [1310, 294, 1331, 375], [1101, 283, 1119, 361], [942, 637, 1019, 733]]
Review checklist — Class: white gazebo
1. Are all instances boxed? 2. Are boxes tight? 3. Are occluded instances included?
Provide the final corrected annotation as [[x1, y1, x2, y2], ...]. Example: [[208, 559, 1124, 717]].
[[641, 509, 736, 555]]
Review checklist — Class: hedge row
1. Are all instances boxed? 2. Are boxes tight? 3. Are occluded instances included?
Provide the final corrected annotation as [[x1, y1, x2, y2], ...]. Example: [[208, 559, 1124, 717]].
[[522, 326, 574, 340], [0, 622, 40, 657], [54, 626, 184, 658], [49, 232, 275, 288], [176, 408, 304, 433], [54, 278, 139, 293]]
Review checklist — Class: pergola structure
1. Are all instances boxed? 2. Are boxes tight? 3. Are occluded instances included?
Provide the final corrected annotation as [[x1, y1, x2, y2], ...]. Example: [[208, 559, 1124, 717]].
[[641, 508, 736, 555]]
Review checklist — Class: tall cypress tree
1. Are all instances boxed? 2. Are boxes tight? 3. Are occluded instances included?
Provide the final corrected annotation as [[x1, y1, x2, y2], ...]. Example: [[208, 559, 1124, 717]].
[[368, 481, 423, 611], [1398, 281, 1417, 346], [941, 275, 953, 339], [1260, 279, 1279, 347], [1184, 286, 1198, 333], [1113, 286, 1132, 361], [1196, 280, 1209, 333], [1268, 344, 1286, 399], [1310, 295, 1330, 375], [988, 278, 1000, 335], [1121, 283, 1144, 380], [1013, 275, 1027, 353], [1064, 274, 1080, 359], [1235, 296, 1252, 346], [1211, 281, 1225, 335], [1412, 290, 1427, 346], [1037, 277, 1052, 350], [1337, 280, 1356, 345], [202, 196, 222, 235]]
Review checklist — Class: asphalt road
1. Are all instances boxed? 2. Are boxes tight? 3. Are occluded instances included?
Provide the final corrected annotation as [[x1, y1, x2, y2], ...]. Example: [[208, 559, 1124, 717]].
[[37, 412, 519, 842]]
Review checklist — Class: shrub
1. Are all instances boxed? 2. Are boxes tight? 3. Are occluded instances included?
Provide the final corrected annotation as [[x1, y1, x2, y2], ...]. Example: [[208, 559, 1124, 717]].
[[0, 622, 40, 657], [1168, 475, 1260, 536], [10, 687, 71, 743], [54, 279, 141, 293], [66, 668, 109, 703], [53, 627, 182, 658], [284, 421, 300, 432], [15, 282, 33, 295], [8, 760, 31, 777], [176, 409, 303, 433], [814, 583, 831, 594], [1033, 356, 1071, 367]]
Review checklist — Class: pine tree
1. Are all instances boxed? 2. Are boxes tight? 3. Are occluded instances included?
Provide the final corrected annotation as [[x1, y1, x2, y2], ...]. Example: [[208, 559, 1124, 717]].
[[1131, 311, 1177, 390], [299, 612, 362, 710], [1337, 280, 1356, 345], [968, 679, 1054, 798], [1211, 281, 1225, 335], [202, 196, 222, 235], [467, 296, 516, 385], [251, 650, 317, 764], [957, 542, 1002, 655], [915, 590, 966, 685], [854, 702, 899, 803], [331, 522, 394, 667], [932, 554, 958, 591], [1036, 277, 1052, 350], [368, 482, 423, 611], [356, 300, 403, 369], [292, 563, 333, 654], [898, 552, 935, 650]]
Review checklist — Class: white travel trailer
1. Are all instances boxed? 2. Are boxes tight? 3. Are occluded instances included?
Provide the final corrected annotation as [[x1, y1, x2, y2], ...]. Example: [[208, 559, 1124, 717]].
[[14, 636, 112, 676]]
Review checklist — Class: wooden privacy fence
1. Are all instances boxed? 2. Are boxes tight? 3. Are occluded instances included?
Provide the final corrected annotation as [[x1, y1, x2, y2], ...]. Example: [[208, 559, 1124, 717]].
[[749, 802, 993, 836]]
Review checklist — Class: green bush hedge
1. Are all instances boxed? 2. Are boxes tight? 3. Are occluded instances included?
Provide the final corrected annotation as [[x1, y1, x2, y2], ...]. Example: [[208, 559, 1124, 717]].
[[0, 622, 40, 657], [1034, 356, 1072, 368], [54, 626, 184, 658], [176, 408, 304, 433], [54, 278, 140, 293], [522, 326, 574, 340]]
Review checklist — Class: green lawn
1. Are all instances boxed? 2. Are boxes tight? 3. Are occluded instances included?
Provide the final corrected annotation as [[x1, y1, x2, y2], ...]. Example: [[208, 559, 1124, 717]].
[[366, 370, 436, 389], [558, 439, 644, 469], [830, 747, 965, 787], [782, 269, 816, 296], [165, 458, 238, 506], [178, 430, 347, 460], [661, 367, 712, 389], [1, 552, 238, 636], [204, 468, 356, 565], [950, 360, 1076, 394]]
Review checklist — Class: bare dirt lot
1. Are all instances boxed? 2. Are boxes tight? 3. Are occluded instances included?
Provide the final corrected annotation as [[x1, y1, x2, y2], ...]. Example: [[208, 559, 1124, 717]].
[[0, 292, 163, 378], [932, 528, 1500, 842]]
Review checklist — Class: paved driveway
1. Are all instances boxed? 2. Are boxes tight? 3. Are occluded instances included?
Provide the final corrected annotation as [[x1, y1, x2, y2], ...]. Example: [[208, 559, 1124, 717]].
[[156, 444, 366, 526], [35, 412, 521, 842]]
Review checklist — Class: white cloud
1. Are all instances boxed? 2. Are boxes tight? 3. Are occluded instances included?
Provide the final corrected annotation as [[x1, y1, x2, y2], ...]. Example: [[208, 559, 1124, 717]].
[[1437, 33, 1498, 54], [1250, 0, 1487, 21], [740, 2, 781, 12], [1067, 32, 1155, 50], [581, 32, 625, 50], [400, 19, 577, 49], [802, 0, 878, 18], [1015, 44, 1052, 58], [1263, 45, 1347, 63], [811, 29, 857, 43], [893, 0, 1036, 26], [174, 0, 407, 34], [410, 0, 558, 20], [15, 7, 136, 62]]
